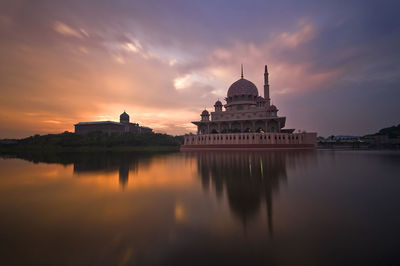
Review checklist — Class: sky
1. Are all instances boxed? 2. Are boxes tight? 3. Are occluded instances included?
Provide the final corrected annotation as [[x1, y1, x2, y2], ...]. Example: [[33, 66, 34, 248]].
[[0, 0, 399, 138]]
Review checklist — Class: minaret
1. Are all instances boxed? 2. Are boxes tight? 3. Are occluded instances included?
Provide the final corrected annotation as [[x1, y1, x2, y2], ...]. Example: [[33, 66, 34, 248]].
[[264, 65, 271, 107]]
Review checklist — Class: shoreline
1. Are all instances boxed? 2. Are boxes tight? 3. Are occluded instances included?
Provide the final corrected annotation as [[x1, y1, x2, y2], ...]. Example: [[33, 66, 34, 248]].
[[0, 145, 180, 153]]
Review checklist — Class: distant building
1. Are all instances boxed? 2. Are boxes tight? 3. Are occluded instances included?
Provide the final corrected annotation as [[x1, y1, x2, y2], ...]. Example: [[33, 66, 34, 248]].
[[74, 111, 152, 135], [324, 135, 361, 143]]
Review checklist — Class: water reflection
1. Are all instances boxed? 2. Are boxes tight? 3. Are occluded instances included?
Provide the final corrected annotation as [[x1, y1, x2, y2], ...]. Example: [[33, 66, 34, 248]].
[[2, 150, 400, 265], [72, 153, 144, 189], [4, 151, 317, 219], [5, 152, 157, 189], [185, 151, 316, 233]]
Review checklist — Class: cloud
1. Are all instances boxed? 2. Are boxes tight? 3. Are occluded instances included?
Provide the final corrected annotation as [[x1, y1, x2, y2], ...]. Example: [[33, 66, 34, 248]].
[[175, 19, 339, 98], [0, 0, 399, 138], [278, 19, 317, 48], [53, 21, 84, 39]]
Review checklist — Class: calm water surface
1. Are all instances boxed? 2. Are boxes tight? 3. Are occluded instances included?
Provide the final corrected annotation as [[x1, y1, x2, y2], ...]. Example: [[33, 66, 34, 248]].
[[0, 150, 399, 265]]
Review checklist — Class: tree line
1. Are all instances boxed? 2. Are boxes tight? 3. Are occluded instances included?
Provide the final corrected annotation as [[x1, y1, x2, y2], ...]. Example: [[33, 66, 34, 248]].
[[1, 131, 184, 148]]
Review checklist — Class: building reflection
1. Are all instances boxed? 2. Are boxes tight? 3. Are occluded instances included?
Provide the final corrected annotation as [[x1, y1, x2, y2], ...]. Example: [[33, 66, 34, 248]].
[[188, 150, 316, 233], [72, 153, 146, 189], [118, 162, 130, 188], [3, 151, 174, 189]]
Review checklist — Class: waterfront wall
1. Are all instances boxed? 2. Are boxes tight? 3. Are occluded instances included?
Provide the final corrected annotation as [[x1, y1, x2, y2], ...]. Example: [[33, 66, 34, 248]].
[[182, 132, 317, 150]]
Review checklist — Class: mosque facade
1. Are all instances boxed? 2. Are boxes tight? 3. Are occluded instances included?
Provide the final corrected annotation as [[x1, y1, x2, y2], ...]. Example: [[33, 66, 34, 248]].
[[75, 111, 152, 135], [181, 65, 317, 150]]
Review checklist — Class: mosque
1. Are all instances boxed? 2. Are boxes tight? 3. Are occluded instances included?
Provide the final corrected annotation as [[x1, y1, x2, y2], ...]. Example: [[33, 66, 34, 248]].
[[181, 65, 317, 150], [74, 111, 152, 135]]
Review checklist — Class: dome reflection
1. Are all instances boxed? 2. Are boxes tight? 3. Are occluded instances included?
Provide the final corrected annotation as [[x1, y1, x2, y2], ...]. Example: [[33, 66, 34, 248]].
[[189, 150, 316, 233]]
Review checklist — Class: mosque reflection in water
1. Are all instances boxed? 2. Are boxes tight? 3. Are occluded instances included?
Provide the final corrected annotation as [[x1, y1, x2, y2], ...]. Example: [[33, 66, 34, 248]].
[[186, 151, 315, 233], [3, 149, 400, 266], [7, 150, 316, 230]]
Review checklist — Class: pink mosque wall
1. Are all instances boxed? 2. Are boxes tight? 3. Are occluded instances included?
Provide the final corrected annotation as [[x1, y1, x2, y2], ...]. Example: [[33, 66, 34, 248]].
[[181, 132, 317, 150]]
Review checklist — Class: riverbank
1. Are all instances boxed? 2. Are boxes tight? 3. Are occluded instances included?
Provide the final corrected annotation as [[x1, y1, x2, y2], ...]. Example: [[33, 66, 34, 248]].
[[0, 145, 180, 154], [0, 131, 183, 154]]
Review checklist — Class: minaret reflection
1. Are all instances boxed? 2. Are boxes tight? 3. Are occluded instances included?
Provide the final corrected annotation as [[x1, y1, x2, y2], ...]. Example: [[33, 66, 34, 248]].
[[193, 151, 314, 233]]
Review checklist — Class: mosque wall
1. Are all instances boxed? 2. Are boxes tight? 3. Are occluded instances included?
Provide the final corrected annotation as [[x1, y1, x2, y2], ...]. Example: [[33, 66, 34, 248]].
[[75, 123, 124, 135], [182, 132, 317, 150], [196, 118, 284, 134], [74, 111, 152, 135]]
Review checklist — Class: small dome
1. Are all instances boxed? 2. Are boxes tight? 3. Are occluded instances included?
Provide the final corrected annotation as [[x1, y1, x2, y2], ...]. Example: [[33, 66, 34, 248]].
[[227, 78, 258, 98], [267, 105, 278, 111], [256, 96, 265, 102], [201, 109, 209, 116], [214, 100, 222, 106], [120, 111, 129, 119], [120, 111, 130, 123]]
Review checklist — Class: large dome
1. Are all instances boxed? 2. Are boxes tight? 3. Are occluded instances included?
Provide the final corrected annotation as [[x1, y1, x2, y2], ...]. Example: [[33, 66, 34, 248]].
[[227, 78, 258, 97]]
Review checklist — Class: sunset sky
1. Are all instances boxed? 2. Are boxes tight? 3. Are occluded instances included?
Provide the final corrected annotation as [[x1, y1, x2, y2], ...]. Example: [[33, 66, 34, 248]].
[[0, 0, 399, 138]]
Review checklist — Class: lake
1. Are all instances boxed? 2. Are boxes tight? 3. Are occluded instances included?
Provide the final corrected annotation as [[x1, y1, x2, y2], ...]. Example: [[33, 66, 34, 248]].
[[0, 150, 399, 265]]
